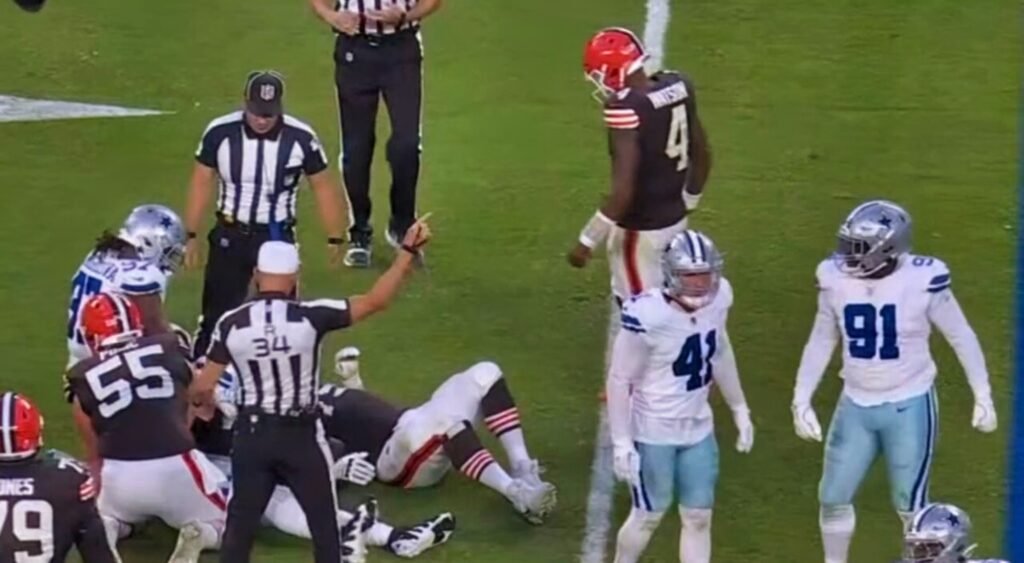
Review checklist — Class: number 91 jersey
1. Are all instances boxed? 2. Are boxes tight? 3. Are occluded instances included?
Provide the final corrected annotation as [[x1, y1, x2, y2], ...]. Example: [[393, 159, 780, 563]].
[[816, 255, 952, 406], [66, 333, 196, 461], [619, 278, 733, 446]]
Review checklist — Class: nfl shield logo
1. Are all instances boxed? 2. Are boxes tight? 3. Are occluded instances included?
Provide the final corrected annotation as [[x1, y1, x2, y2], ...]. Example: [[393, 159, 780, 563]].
[[260, 84, 276, 101]]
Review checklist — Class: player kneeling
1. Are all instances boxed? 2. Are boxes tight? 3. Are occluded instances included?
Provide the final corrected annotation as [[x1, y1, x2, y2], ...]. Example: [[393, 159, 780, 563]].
[[0, 392, 120, 562], [606, 230, 754, 563], [900, 503, 1007, 563], [322, 349, 557, 525], [66, 293, 226, 563]]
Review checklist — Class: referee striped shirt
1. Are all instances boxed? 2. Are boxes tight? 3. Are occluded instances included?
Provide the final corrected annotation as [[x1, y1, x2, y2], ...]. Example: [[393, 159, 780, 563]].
[[207, 292, 351, 415], [335, 0, 420, 35], [195, 111, 329, 226]]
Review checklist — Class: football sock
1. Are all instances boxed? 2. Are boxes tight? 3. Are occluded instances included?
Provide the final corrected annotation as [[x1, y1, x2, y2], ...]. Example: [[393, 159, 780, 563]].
[[897, 510, 914, 532], [443, 423, 511, 495], [481, 378, 530, 466], [679, 507, 712, 563], [614, 508, 664, 563], [366, 521, 394, 548], [194, 521, 222, 550], [820, 504, 855, 563]]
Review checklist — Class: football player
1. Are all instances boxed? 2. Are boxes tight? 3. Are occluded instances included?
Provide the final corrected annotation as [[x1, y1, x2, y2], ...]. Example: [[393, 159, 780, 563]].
[[320, 350, 557, 525], [900, 503, 1007, 563], [192, 367, 454, 560], [66, 293, 226, 563], [568, 28, 711, 310], [0, 392, 120, 563], [791, 201, 997, 563], [605, 230, 754, 563], [65, 204, 187, 369]]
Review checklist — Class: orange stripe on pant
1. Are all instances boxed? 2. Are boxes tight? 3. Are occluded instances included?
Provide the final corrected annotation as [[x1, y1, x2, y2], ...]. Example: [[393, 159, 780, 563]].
[[386, 435, 446, 489], [181, 451, 227, 511], [623, 229, 643, 296]]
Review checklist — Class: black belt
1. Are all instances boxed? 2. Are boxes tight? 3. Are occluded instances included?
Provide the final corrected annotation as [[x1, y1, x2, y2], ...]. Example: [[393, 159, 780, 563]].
[[215, 213, 295, 236], [238, 405, 320, 424], [343, 26, 418, 46]]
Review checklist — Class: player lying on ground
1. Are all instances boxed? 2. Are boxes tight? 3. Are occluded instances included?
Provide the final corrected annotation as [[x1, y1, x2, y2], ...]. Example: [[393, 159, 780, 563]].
[[606, 230, 754, 563], [898, 502, 1007, 563], [569, 27, 711, 309], [0, 392, 120, 562], [67, 293, 226, 563], [64, 204, 187, 370], [790, 200, 997, 563], [218, 348, 558, 525], [186, 327, 454, 561]]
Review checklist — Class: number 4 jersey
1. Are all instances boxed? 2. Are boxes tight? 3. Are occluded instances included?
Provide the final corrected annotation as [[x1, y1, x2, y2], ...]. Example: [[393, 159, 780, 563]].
[[0, 449, 117, 563], [66, 333, 196, 461], [795, 255, 991, 407], [610, 279, 737, 447], [603, 71, 696, 231]]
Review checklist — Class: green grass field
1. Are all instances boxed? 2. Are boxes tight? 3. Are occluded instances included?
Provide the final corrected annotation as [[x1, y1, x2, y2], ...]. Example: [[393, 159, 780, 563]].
[[0, 0, 1019, 561]]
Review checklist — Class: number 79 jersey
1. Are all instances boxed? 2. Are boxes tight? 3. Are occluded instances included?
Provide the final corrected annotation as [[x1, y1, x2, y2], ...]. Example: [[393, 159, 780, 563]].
[[815, 255, 952, 406], [619, 279, 733, 446], [66, 333, 196, 461]]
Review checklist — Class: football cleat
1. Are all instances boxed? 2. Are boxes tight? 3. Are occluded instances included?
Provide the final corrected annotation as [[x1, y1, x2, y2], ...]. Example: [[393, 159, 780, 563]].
[[511, 459, 545, 487], [388, 512, 456, 558], [167, 522, 206, 563], [506, 478, 558, 525], [341, 499, 377, 563]]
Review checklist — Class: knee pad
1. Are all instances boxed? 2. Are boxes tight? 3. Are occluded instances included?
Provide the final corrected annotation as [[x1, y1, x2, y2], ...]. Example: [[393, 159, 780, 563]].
[[679, 507, 712, 532], [467, 361, 503, 390], [626, 508, 665, 532], [819, 504, 855, 530]]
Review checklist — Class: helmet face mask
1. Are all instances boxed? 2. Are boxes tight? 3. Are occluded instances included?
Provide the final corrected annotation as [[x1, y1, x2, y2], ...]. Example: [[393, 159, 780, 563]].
[[901, 503, 975, 563], [119, 204, 187, 273], [582, 27, 648, 102], [662, 231, 723, 310]]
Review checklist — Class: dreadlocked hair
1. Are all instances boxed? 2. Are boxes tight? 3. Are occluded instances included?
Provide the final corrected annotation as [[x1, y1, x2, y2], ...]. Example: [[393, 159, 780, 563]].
[[93, 230, 134, 254]]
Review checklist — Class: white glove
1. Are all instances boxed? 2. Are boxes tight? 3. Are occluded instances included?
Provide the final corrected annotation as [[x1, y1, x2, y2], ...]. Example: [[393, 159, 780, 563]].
[[971, 396, 998, 433], [612, 446, 641, 486], [334, 452, 376, 486], [791, 402, 823, 442], [732, 407, 755, 453], [334, 347, 364, 390]]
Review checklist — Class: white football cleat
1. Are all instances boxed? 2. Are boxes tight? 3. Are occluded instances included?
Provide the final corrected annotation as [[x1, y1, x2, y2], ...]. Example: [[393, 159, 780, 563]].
[[506, 478, 557, 525], [511, 459, 544, 487], [388, 512, 456, 558], [167, 522, 206, 563], [341, 499, 377, 563]]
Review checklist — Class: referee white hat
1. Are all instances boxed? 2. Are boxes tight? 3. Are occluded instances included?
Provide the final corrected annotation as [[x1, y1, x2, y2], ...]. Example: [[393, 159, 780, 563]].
[[258, 242, 300, 275]]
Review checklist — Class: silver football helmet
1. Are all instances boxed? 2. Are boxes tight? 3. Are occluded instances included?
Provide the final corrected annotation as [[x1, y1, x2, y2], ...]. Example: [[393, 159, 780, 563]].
[[661, 230, 723, 309], [902, 503, 976, 563], [834, 200, 912, 277], [118, 204, 186, 272]]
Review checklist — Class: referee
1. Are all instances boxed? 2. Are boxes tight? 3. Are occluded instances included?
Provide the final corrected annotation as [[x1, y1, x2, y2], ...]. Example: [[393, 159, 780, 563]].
[[184, 70, 348, 363], [190, 220, 431, 562], [309, 0, 442, 268]]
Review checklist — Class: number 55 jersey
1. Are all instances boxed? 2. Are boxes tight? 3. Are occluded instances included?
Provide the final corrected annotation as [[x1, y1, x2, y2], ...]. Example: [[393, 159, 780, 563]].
[[796, 255, 991, 407]]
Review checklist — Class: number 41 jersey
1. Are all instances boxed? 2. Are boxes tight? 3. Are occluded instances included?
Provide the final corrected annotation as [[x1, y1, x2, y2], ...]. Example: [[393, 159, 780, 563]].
[[618, 278, 734, 446], [815, 255, 955, 406], [67, 333, 196, 461]]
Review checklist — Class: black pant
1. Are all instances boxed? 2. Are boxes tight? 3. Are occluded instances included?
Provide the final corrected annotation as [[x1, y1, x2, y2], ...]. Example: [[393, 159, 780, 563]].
[[193, 220, 295, 360], [220, 413, 339, 563], [334, 29, 423, 244]]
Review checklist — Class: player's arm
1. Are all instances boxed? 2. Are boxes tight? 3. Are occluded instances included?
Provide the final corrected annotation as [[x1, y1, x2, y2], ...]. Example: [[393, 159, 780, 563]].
[[130, 293, 169, 336], [71, 398, 102, 476], [191, 317, 231, 409], [568, 108, 641, 268], [713, 327, 754, 451], [75, 500, 122, 563], [682, 80, 711, 208], [605, 327, 648, 450], [790, 285, 839, 442], [927, 281, 996, 432]]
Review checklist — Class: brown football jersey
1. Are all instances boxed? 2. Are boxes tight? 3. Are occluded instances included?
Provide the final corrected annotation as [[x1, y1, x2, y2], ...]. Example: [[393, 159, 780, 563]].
[[68, 333, 196, 460], [0, 450, 116, 563], [603, 71, 697, 230], [318, 384, 406, 463]]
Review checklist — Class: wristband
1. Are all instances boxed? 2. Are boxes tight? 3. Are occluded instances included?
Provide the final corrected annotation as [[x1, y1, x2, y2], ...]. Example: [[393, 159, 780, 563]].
[[578, 211, 614, 250], [400, 243, 420, 256], [397, 12, 407, 27], [186, 231, 197, 240], [683, 191, 702, 211], [327, 237, 345, 246]]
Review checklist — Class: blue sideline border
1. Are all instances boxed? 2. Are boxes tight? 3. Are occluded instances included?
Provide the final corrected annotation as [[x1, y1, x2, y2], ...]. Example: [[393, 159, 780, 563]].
[[1009, 73, 1024, 560]]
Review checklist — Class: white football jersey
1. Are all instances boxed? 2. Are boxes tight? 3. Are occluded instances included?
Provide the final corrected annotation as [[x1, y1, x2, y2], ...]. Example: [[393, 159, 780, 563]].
[[815, 255, 953, 405], [65, 250, 170, 366], [618, 278, 734, 446]]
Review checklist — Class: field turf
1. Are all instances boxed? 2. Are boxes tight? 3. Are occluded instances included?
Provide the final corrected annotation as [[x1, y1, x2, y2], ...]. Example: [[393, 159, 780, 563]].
[[0, 0, 1018, 561]]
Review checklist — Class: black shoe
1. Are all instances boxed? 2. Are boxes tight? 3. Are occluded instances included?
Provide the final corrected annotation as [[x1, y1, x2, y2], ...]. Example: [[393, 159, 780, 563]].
[[387, 512, 455, 558], [340, 499, 377, 563], [344, 239, 371, 269]]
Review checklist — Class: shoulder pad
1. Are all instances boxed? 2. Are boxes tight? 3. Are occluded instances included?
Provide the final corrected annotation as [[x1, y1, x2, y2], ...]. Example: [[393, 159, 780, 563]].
[[717, 277, 734, 309], [115, 260, 168, 295], [906, 255, 950, 293], [814, 258, 840, 289], [620, 290, 665, 334]]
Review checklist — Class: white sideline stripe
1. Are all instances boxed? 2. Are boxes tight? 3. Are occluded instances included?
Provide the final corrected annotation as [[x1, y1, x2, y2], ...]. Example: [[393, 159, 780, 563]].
[[578, 2, 673, 560], [0, 95, 167, 123], [579, 406, 615, 563]]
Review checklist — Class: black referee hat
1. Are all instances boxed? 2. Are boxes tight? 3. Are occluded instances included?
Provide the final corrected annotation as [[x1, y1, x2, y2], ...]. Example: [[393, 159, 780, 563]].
[[244, 71, 285, 117], [13, 0, 46, 12]]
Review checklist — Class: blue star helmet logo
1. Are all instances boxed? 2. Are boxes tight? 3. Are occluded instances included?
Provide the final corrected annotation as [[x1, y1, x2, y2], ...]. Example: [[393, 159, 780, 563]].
[[946, 513, 960, 527], [160, 216, 173, 228], [878, 215, 892, 228]]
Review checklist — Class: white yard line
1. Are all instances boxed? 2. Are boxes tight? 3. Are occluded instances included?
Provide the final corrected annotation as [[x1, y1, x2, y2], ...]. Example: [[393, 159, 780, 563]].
[[577, 3, 673, 561], [0, 95, 167, 123]]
